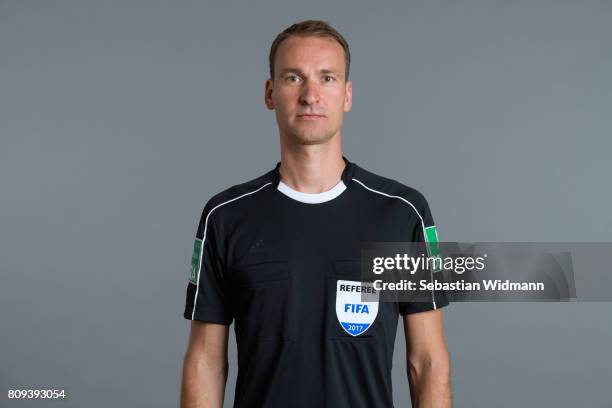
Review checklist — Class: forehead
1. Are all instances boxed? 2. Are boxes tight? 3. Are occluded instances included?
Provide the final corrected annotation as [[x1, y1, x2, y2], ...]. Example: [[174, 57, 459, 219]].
[[275, 35, 345, 73]]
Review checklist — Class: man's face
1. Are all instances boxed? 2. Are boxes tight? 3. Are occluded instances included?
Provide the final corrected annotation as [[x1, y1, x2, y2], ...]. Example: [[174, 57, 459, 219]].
[[265, 35, 352, 145]]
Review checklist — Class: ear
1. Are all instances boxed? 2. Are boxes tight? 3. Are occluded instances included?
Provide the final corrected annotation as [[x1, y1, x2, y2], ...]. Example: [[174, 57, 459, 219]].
[[343, 80, 352, 112], [264, 79, 275, 110]]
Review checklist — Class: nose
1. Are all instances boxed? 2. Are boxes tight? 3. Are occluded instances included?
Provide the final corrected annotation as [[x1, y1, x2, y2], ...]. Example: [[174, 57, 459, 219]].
[[299, 81, 320, 105]]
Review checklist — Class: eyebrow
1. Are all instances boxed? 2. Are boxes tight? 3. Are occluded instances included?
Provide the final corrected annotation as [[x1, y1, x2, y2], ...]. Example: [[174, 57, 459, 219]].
[[278, 67, 342, 77]]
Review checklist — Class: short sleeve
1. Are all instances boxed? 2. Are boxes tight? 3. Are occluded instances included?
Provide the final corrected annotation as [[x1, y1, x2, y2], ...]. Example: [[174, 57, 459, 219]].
[[398, 194, 449, 315], [183, 203, 233, 324]]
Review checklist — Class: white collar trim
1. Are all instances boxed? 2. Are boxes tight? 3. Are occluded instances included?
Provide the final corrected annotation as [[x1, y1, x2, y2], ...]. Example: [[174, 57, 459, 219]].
[[277, 179, 347, 204]]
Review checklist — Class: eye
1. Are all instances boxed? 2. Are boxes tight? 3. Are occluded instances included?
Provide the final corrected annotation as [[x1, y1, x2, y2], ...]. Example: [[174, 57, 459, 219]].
[[324, 75, 335, 82], [285, 75, 301, 83]]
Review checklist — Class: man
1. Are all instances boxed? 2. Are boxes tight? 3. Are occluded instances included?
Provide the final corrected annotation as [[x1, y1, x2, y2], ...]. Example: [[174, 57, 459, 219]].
[[181, 20, 451, 408]]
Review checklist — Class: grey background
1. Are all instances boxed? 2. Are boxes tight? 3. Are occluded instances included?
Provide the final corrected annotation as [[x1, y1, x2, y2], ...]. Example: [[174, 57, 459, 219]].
[[1, 0, 610, 407]]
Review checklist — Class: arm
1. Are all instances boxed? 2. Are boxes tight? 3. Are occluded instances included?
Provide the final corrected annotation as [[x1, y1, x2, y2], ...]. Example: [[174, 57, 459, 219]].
[[403, 309, 452, 408], [181, 321, 230, 408]]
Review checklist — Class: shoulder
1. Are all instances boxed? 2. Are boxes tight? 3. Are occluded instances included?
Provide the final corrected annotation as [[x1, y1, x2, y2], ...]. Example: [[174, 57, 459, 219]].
[[351, 164, 431, 215], [201, 171, 274, 216]]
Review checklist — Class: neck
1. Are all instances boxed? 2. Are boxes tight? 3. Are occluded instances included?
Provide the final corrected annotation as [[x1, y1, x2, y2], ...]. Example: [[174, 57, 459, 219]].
[[278, 137, 345, 194]]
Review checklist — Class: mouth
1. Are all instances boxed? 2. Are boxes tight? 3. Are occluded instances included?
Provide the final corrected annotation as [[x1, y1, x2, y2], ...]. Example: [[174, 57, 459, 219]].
[[297, 114, 325, 120]]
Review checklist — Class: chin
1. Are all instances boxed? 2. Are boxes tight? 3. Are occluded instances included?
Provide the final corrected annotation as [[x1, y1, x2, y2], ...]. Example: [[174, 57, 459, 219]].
[[284, 124, 338, 146], [290, 131, 335, 146]]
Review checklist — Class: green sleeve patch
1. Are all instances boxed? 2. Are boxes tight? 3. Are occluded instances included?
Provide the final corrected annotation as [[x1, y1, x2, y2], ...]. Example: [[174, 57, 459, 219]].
[[424, 226, 442, 272], [190, 238, 202, 285]]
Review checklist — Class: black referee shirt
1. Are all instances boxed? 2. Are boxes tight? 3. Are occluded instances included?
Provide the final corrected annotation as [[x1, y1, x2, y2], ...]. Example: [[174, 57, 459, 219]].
[[184, 157, 448, 408]]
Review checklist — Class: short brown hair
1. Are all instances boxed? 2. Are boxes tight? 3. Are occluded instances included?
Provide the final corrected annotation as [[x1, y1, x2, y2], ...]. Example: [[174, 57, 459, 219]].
[[269, 20, 351, 81]]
